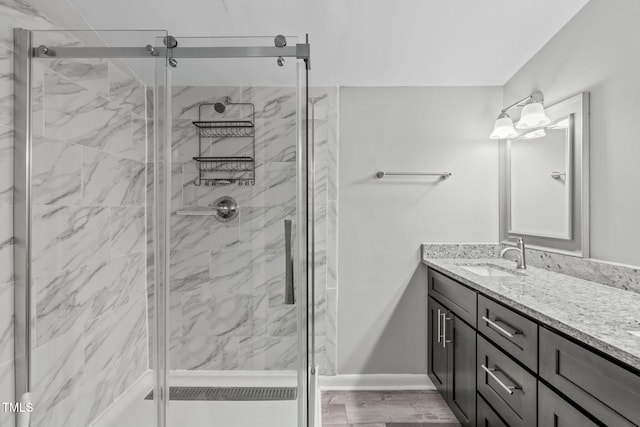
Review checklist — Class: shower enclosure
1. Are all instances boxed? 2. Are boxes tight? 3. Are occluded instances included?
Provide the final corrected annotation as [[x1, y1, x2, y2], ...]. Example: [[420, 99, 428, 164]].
[[12, 28, 316, 427]]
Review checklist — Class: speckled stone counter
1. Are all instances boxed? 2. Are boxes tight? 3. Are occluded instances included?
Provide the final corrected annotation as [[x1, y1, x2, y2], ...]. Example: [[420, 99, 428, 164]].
[[422, 257, 640, 372]]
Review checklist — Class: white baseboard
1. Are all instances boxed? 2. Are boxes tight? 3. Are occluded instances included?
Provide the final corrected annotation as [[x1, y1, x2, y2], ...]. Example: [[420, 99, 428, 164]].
[[320, 374, 435, 391]]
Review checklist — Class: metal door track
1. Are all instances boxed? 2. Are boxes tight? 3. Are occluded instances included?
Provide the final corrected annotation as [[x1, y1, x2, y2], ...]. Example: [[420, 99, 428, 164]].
[[144, 386, 297, 401]]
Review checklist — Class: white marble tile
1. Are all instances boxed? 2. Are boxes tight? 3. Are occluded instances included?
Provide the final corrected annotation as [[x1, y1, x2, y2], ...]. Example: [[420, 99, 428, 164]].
[[325, 288, 338, 375], [44, 70, 144, 161], [238, 205, 295, 252], [34, 253, 145, 346], [108, 61, 141, 103], [43, 71, 111, 143], [32, 62, 45, 137], [31, 205, 110, 276], [267, 305, 297, 337], [32, 138, 82, 205], [238, 336, 297, 370], [82, 148, 145, 206], [309, 87, 338, 120], [0, 42, 13, 131], [172, 86, 242, 120], [0, 359, 14, 424], [251, 249, 286, 307], [0, 283, 13, 364], [31, 326, 85, 416], [314, 290, 327, 337], [47, 58, 108, 98], [0, 205, 12, 285], [83, 295, 147, 380], [0, 125, 12, 206], [255, 117, 296, 164], [172, 119, 199, 163], [110, 207, 145, 256], [210, 249, 254, 295], [171, 213, 239, 251], [168, 291, 183, 341], [170, 336, 239, 370], [131, 114, 147, 162], [170, 249, 210, 293], [327, 201, 338, 290], [242, 86, 296, 120], [256, 162, 297, 207], [182, 291, 253, 338]]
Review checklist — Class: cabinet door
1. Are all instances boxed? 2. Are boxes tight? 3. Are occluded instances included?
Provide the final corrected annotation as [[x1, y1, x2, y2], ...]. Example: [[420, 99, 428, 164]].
[[447, 314, 476, 427], [477, 394, 508, 427], [538, 382, 599, 427], [428, 297, 448, 395]]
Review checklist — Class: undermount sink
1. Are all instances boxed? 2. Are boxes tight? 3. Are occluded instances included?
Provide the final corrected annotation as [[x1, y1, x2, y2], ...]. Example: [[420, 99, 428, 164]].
[[459, 264, 516, 277]]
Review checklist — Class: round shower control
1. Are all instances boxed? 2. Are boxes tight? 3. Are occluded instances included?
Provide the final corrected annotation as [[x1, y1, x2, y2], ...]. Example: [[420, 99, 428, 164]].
[[211, 196, 239, 223]]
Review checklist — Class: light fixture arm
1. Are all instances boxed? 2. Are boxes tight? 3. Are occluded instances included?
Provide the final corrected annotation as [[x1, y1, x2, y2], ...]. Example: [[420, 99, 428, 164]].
[[500, 90, 544, 114]]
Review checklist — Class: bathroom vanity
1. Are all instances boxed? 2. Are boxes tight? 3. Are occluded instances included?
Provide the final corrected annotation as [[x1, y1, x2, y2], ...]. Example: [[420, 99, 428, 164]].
[[423, 258, 640, 427]]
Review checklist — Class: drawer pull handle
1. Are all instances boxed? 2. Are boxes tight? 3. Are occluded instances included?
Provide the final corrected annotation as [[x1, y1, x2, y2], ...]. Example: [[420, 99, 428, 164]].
[[481, 364, 521, 395], [437, 309, 442, 343], [482, 316, 520, 339]]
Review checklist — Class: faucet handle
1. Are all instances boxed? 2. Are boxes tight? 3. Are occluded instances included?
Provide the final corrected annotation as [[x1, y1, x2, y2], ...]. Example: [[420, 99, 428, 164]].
[[502, 236, 524, 247]]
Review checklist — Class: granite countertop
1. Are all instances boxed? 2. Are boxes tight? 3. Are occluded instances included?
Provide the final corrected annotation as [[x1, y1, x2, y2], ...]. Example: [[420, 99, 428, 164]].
[[422, 257, 640, 372]]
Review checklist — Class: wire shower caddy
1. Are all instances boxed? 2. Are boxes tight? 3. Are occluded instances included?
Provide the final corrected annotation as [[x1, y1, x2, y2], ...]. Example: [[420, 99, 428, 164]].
[[192, 99, 256, 186]]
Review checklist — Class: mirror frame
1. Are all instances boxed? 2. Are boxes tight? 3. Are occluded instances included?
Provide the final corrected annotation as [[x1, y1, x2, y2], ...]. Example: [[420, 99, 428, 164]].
[[499, 92, 590, 257]]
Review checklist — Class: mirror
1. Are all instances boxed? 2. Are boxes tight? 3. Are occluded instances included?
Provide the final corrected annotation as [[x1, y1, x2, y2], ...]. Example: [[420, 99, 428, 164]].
[[500, 92, 589, 256], [510, 116, 572, 239]]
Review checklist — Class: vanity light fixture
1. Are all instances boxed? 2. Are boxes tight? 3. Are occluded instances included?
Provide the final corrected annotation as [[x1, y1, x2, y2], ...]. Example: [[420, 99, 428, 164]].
[[489, 90, 551, 139], [489, 112, 518, 139]]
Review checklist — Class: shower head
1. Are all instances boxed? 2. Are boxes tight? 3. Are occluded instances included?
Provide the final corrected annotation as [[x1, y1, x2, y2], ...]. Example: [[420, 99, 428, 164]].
[[214, 103, 226, 113]]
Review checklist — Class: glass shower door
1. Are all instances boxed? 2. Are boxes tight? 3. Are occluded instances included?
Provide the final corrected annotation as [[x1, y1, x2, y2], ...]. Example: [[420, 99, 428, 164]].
[[16, 29, 171, 427], [164, 36, 313, 427]]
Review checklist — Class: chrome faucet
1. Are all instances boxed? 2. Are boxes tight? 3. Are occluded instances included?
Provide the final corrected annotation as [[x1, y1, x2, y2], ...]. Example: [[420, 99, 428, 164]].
[[500, 237, 527, 269]]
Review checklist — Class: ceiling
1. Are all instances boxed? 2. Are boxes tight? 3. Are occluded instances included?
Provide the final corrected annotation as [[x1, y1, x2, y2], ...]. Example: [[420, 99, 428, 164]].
[[33, 0, 589, 86]]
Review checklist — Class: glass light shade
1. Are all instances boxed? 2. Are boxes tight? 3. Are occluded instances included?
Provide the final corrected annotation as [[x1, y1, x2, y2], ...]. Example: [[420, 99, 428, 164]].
[[489, 115, 518, 139], [516, 102, 551, 129], [522, 128, 546, 139]]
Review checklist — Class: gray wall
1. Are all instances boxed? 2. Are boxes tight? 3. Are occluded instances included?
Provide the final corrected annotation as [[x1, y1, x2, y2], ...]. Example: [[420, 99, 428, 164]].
[[504, 0, 640, 266], [337, 87, 502, 374]]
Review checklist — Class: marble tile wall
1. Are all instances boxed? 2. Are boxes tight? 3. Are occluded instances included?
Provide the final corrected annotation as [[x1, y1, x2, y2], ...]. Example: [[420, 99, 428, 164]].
[[0, 2, 64, 426], [166, 85, 338, 375], [6, 30, 148, 426]]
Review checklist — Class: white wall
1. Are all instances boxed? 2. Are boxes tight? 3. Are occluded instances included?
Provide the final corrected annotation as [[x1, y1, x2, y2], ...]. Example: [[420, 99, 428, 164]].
[[338, 87, 501, 374], [504, 0, 640, 266]]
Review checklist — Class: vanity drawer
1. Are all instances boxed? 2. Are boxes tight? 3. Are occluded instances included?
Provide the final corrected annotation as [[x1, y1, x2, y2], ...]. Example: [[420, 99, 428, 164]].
[[477, 335, 536, 427], [477, 295, 538, 371], [428, 268, 477, 326], [477, 394, 508, 427], [539, 327, 640, 426], [538, 382, 599, 427]]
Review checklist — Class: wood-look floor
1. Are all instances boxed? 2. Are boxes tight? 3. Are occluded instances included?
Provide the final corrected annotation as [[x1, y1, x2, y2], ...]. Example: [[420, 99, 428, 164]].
[[321, 390, 461, 427]]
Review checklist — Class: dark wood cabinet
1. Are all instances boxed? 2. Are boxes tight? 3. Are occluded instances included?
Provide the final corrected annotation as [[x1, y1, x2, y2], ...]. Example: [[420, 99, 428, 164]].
[[538, 382, 599, 427], [427, 296, 448, 394], [426, 266, 640, 427], [448, 314, 476, 426], [427, 297, 476, 426]]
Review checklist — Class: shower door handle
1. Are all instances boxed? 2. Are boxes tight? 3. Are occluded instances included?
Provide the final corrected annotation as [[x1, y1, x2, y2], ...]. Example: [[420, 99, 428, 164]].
[[284, 219, 295, 305]]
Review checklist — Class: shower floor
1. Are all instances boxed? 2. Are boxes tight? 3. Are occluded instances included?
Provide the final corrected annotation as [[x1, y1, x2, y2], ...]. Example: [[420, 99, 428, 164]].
[[93, 371, 299, 427]]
